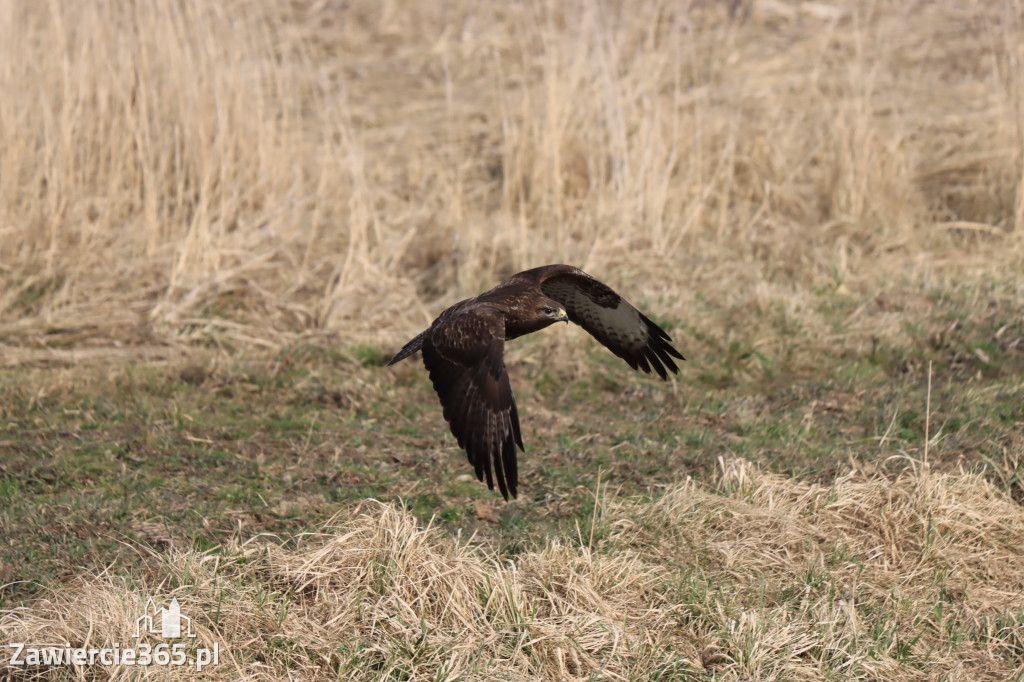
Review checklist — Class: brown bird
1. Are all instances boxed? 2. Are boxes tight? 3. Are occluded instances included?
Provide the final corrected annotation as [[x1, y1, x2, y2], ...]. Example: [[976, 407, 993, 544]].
[[389, 264, 684, 500]]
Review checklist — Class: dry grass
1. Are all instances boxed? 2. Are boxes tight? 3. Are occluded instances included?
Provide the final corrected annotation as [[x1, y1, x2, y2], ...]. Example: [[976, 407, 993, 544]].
[[2, 459, 1022, 680], [0, 0, 1022, 355], [3, 0, 1024, 679]]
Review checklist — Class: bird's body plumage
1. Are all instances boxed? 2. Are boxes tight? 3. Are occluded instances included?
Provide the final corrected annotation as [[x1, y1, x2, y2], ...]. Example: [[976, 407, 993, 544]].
[[389, 264, 684, 499]]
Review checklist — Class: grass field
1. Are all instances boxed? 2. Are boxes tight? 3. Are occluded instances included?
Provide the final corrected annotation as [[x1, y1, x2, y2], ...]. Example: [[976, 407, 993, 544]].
[[2, 0, 1024, 679]]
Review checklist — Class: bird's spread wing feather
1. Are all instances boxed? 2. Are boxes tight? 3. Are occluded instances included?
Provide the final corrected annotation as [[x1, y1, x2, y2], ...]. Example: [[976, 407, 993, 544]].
[[420, 306, 523, 499], [539, 269, 684, 379]]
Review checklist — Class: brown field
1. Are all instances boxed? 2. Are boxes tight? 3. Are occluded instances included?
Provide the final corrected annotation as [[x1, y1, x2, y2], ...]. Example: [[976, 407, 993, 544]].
[[1, 0, 1023, 679]]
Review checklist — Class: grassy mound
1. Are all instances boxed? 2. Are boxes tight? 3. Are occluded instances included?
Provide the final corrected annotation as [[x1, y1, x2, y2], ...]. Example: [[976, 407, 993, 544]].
[[3, 459, 1022, 680]]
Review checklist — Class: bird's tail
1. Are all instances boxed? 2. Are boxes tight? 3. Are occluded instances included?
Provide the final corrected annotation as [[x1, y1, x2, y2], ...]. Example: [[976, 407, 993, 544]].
[[388, 330, 429, 365]]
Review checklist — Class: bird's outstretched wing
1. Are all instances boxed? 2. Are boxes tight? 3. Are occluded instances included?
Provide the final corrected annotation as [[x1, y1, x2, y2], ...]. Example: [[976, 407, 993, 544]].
[[420, 306, 523, 499], [538, 267, 684, 379]]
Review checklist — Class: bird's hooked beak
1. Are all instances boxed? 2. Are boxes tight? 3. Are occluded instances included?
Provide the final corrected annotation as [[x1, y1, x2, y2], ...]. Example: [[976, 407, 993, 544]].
[[557, 308, 569, 324]]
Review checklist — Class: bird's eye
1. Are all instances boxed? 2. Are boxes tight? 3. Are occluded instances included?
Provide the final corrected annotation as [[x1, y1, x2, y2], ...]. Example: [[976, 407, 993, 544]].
[[543, 307, 554, 315]]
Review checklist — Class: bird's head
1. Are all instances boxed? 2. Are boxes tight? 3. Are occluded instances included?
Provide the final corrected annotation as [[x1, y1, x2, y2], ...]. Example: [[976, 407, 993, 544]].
[[541, 304, 569, 324]]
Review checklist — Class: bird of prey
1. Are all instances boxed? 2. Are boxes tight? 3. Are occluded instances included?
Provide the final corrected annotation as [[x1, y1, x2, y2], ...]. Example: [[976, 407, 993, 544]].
[[388, 264, 684, 500]]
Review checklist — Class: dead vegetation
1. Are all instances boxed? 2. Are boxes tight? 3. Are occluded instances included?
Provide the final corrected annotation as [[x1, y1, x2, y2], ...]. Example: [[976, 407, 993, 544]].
[[0, 0, 1022, 353], [2, 0, 1024, 679], [3, 459, 1022, 680]]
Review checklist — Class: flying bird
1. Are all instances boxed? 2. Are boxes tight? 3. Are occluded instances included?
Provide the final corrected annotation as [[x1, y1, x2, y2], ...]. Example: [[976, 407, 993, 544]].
[[388, 264, 684, 500]]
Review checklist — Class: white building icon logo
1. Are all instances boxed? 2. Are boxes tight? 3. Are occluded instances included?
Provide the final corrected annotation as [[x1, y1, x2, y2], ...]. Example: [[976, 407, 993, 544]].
[[134, 598, 195, 639]]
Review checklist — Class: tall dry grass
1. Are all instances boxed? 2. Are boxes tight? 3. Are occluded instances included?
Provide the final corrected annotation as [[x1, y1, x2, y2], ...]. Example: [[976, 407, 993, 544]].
[[1, 0, 1022, 354]]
